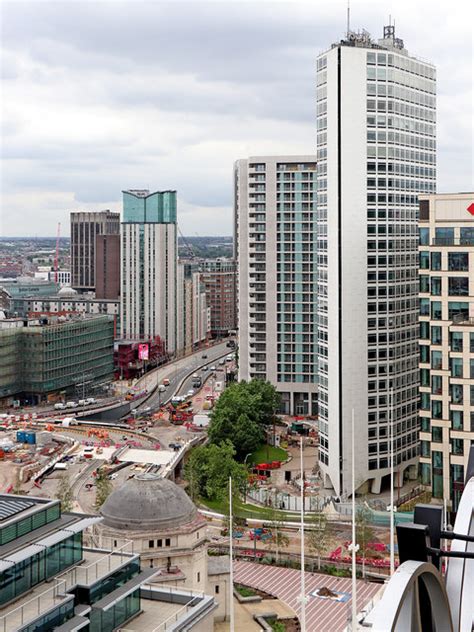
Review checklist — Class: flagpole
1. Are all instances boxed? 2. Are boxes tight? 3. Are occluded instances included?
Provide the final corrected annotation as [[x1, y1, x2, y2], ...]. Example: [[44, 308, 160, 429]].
[[349, 409, 358, 631], [389, 387, 395, 575], [300, 436, 306, 632], [229, 476, 234, 632]]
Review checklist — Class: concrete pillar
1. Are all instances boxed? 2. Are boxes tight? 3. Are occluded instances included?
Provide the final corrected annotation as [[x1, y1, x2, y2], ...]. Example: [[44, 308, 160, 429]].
[[371, 475, 382, 494]]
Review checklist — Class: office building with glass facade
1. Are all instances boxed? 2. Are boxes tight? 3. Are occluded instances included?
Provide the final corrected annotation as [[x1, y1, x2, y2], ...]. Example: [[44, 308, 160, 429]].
[[235, 156, 318, 415], [0, 493, 216, 632], [419, 192, 474, 512], [316, 26, 436, 496], [0, 314, 114, 402], [120, 190, 177, 354]]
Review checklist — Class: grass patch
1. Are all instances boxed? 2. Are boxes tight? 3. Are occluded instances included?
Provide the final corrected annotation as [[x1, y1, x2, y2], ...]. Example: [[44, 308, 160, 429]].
[[248, 444, 288, 465], [199, 495, 297, 522], [270, 621, 286, 632], [234, 584, 257, 598]]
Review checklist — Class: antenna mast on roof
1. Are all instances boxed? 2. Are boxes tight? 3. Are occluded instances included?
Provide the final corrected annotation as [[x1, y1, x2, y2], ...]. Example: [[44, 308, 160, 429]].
[[346, 0, 351, 37]]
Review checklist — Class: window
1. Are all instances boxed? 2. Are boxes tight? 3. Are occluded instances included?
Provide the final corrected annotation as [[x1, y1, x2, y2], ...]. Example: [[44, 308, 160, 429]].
[[420, 298, 430, 316], [421, 417, 430, 432], [431, 277, 442, 295], [421, 392, 430, 410], [432, 426, 443, 442], [421, 440, 430, 457], [419, 227, 430, 245], [165, 538, 171, 547], [432, 401, 443, 419], [215, 585, 220, 594], [431, 252, 441, 271], [431, 301, 442, 320], [420, 251, 429, 269], [448, 277, 469, 296], [420, 321, 430, 339], [420, 275, 430, 293], [431, 375, 442, 394], [431, 351, 442, 370], [451, 439, 463, 456], [434, 227, 454, 245], [421, 368, 430, 387], [451, 332, 463, 351], [149, 540, 154, 548], [451, 384, 463, 404], [460, 227, 474, 245], [197, 572, 200, 583], [448, 252, 468, 271], [450, 357, 463, 378], [420, 345, 430, 363], [157, 539, 163, 547], [451, 410, 463, 430], [448, 302, 469, 321], [431, 326, 442, 345]]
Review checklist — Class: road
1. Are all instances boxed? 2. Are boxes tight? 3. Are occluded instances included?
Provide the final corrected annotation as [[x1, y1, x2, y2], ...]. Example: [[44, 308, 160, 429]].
[[136, 342, 232, 412]]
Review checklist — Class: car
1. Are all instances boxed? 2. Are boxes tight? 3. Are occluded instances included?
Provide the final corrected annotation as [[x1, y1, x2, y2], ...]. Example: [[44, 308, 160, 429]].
[[210, 366, 216, 371], [226, 355, 233, 362], [201, 353, 208, 359], [187, 389, 194, 397], [219, 359, 225, 366], [163, 378, 170, 386], [54, 403, 65, 410], [158, 384, 166, 392], [201, 366, 208, 371], [78, 399, 87, 406], [66, 401, 77, 409], [108, 473, 118, 480], [86, 397, 96, 405]]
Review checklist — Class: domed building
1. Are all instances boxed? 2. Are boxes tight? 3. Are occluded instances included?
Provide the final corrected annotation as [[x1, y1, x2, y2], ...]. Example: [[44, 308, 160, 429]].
[[99, 474, 224, 598]]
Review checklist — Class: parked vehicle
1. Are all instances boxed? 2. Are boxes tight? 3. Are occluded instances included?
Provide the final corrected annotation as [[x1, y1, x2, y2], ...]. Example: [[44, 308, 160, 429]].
[[201, 353, 208, 359], [78, 399, 87, 406], [158, 385, 166, 392], [187, 389, 194, 397], [66, 401, 77, 409], [210, 366, 216, 371], [226, 355, 232, 362], [201, 366, 208, 372], [54, 403, 65, 410], [219, 359, 225, 366], [163, 378, 170, 386], [86, 397, 96, 405]]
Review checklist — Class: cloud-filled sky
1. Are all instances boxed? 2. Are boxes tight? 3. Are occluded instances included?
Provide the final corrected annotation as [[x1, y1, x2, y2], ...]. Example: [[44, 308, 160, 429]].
[[1, 0, 472, 236]]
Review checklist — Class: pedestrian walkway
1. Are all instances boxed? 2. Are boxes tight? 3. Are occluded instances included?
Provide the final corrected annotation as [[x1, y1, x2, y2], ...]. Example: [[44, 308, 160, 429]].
[[234, 561, 382, 632]]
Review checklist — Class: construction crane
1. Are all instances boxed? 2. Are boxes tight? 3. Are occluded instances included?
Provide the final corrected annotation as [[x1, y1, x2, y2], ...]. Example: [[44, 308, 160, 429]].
[[54, 222, 61, 283], [177, 224, 195, 259]]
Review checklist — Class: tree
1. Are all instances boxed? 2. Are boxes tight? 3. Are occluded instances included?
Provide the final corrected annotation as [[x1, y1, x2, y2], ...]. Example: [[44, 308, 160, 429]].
[[95, 469, 112, 509], [208, 379, 280, 458], [184, 440, 248, 502], [307, 508, 330, 570], [266, 507, 290, 564], [355, 503, 375, 578], [56, 473, 74, 512], [11, 470, 23, 495]]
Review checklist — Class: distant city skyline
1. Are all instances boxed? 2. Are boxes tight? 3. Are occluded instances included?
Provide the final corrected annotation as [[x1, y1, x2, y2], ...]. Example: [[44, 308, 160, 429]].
[[1, 0, 472, 237]]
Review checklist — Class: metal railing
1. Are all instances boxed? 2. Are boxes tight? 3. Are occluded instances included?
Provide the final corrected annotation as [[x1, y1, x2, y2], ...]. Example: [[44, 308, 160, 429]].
[[0, 579, 68, 632]]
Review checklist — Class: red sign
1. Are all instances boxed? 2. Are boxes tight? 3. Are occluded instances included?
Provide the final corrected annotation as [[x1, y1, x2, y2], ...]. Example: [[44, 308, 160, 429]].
[[467, 203, 474, 215], [138, 343, 149, 360]]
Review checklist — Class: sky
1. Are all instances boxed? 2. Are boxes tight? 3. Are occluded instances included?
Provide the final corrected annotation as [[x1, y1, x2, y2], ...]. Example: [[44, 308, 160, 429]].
[[0, 0, 472, 237]]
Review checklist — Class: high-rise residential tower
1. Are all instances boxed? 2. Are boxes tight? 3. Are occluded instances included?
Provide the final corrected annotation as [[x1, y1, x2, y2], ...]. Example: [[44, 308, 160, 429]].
[[120, 189, 177, 353], [200, 259, 237, 338], [316, 26, 436, 496], [235, 156, 318, 415], [418, 192, 474, 512], [70, 210, 120, 291]]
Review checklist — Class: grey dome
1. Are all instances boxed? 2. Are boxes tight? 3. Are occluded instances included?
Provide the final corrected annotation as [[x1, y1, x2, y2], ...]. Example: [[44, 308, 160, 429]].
[[100, 473, 197, 531]]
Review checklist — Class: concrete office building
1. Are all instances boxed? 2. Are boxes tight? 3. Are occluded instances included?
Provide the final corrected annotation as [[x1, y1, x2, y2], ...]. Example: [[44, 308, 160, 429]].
[[201, 259, 237, 337], [120, 190, 177, 354], [235, 156, 318, 415], [95, 234, 120, 300], [70, 211, 120, 291], [419, 192, 474, 512], [316, 26, 436, 496]]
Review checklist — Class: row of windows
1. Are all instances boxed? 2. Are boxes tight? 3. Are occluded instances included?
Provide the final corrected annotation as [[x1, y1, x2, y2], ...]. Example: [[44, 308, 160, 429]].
[[366, 51, 435, 81], [420, 276, 470, 296], [367, 114, 435, 137], [367, 99, 435, 123]]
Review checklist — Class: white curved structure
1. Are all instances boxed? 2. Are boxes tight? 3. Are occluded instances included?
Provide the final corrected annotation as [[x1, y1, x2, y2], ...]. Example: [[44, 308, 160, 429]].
[[445, 477, 474, 632], [364, 560, 453, 631]]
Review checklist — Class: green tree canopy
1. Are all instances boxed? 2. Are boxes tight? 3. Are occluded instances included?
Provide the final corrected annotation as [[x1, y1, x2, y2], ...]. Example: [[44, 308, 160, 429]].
[[208, 379, 280, 458], [184, 440, 248, 502]]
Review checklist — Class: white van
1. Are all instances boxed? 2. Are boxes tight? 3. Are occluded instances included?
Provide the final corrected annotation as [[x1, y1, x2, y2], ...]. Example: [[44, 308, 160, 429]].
[[54, 403, 66, 410], [66, 401, 77, 409], [158, 384, 166, 392]]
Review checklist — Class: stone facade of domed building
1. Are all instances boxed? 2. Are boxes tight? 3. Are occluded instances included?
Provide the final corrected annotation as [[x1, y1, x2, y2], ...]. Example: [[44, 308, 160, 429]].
[[98, 473, 230, 621]]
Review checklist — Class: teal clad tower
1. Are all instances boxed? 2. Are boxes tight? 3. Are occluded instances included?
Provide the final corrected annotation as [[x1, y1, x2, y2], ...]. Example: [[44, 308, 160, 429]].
[[120, 189, 177, 352]]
